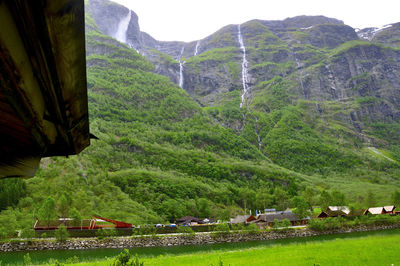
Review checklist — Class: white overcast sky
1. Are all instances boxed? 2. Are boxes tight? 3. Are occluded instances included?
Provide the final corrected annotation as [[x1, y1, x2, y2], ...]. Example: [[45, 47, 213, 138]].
[[111, 0, 399, 42]]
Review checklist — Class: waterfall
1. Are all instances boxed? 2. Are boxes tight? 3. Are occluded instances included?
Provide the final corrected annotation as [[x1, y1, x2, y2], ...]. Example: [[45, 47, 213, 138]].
[[114, 10, 131, 44], [178, 46, 185, 88], [288, 41, 308, 99], [179, 62, 184, 87], [237, 24, 249, 109], [194, 40, 201, 56]]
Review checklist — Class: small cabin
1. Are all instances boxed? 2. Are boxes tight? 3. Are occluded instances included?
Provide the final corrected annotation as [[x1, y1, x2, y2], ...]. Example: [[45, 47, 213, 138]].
[[230, 215, 257, 224], [364, 206, 396, 215], [318, 206, 350, 218], [254, 210, 309, 227]]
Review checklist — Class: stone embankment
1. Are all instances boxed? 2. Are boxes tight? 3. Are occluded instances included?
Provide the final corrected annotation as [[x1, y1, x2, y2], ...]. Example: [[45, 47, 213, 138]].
[[1, 224, 399, 252]]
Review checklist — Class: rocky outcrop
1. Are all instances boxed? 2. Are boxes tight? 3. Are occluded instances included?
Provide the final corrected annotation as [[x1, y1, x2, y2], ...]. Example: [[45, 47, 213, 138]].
[[302, 44, 400, 122]]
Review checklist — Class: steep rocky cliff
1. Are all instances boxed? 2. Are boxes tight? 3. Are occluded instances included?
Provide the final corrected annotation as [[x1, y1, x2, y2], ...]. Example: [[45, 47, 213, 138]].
[[85, 0, 400, 191]]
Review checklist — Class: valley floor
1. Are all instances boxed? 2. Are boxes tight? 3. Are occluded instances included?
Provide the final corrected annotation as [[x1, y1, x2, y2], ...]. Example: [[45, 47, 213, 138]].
[[69, 230, 400, 265]]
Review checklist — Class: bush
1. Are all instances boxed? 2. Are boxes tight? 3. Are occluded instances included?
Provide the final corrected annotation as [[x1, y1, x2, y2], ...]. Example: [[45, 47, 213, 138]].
[[23, 253, 32, 265], [244, 223, 260, 234], [133, 226, 157, 236], [308, 219, 326, 231], [55, 225, 69, 242], [177, 226, 195, 237], [211, 223, 230, 237], [20, 228, 35, 240], [112, 249, 144, 266], [96, 228, 117, 239], [231, 223, 244, 231], [113, 249, 131, 266], [273, 219, 291, 231]]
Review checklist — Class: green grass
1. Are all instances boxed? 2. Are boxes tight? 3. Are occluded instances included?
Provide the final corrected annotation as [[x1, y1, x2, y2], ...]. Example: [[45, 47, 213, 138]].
[[70, 230, 400, 265]]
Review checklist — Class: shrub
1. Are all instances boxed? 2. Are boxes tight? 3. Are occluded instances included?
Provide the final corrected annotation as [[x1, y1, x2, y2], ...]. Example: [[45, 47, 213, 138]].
[[20, 228, 35, 240], [96, 228, 116, 239], [112, 249, 144, 266], [308, 219, 326, 231], [177, 226, 195, 237], [244, 223, 260, 234], [23, 253, 32, 265], [113, 249, 131, 266], [231, 223, 244, 231], [211, 223, 230, 237], [55, 225, 69, 242], [273, 219, 291, 230]]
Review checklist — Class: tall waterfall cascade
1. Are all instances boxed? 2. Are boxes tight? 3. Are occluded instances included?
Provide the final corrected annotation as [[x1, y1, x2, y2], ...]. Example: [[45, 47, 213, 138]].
[[194, 40, 201, 56], [178, 46, 185, 88], [114, 10, 131, 44], [237, 24, 250, 109]]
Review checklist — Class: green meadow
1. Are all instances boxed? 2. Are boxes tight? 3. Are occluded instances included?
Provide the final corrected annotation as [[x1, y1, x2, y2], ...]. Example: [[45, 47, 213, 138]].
[[68, 230, 400, 266]]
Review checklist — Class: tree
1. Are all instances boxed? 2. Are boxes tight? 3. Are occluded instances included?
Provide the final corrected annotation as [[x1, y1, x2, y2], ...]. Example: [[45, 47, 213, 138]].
[[0, 208, 17, 238], [391, 190, 400, 206], [69, 207, 82, 227], [55, 224, 69, 242], [330, 190, 346, 206], [239, 188, 256, 213], [291, 196, 309, 219], [302, 187, 316, 211], [274, 187, 289, 211], [365, 190, 376, 207], [160, 199, 185, 222], [319, 190, 332, 210], [197, 198, 211, 218], [57, 194, 71, 219], [255, 189, 273, 210], [37, 196, 56, 227]]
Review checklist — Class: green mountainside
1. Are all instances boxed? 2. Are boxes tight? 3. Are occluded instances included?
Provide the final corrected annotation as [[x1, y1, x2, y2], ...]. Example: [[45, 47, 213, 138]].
[[1, 0, 400, 234]]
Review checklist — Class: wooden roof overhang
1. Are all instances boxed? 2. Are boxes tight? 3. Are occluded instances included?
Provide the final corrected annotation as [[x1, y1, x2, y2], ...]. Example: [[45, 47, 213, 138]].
[[0, 0, 89, 178]]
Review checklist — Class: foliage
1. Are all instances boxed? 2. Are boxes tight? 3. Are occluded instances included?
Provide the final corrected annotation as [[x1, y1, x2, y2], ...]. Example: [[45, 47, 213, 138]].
[[55, 225, 69, 242], [112, 249, 144, 266], [212, 223, 230, 237], [0, 178, 26, 211], [273, 219, 291, 229], [291, 196, 310, 219], [20, 228, 35, 240], [177, 226, 195, 237], [38, 196, 56, 227], [23, 253, 32, 265], [96, 228, 116, 239], [244, 223, 260, 234]]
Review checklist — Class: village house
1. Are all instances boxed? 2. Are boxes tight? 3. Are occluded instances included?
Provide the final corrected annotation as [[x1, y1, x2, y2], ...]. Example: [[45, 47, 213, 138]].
[[317, 206, 350, 218], [176, 216, 212, 226], [230, 215, 257, 224], [254, 210, 310, 227], [363, 206, 396, 215]]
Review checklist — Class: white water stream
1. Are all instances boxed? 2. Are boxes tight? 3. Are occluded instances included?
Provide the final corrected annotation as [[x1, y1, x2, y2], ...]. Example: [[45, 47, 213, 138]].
[[178, 46, 185, 88], [114, 10, 131, 44], [194, 40, 201, 56], [237, 24, 249, 109]]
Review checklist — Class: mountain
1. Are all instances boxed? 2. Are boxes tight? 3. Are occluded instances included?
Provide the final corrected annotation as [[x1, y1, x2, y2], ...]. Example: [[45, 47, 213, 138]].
[[1, 0, 400, 232]]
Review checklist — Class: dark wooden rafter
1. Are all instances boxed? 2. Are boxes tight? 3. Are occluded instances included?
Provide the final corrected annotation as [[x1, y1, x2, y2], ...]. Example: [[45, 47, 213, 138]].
[[0, 0, 89, 177]]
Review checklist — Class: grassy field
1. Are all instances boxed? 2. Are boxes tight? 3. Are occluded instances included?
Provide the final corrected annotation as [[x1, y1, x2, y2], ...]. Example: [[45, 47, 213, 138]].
[[70, 230, 400, 266]]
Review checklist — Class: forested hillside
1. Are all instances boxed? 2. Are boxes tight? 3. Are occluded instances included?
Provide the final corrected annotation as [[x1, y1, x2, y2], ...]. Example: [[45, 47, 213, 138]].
[[1, 0, 400, 235]]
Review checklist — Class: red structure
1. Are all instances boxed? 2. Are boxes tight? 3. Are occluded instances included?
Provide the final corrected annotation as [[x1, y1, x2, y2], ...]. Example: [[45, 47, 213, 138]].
[[92, 215, 133, 229], [34, 216, 132, 230]]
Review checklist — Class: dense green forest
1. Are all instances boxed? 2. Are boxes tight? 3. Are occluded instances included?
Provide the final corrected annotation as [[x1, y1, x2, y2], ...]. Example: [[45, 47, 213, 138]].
[[1, 2, 400, 237]]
